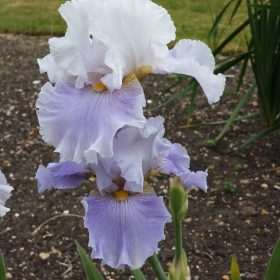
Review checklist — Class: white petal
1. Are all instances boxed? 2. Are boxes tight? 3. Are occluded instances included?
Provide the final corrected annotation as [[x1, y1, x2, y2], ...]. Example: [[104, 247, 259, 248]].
[[113, 117, 164, 192], [154, 39, 226, 104], [88, 0, 175, 89]]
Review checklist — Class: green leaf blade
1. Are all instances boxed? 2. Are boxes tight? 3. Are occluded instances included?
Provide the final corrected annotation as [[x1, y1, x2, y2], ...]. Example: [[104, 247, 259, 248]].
[[132, 269, 147, 280], [0, 251, 6, 280], [76, 241, 104, 280], [231, 255, 241, 280], [265, 239, 280, 280]]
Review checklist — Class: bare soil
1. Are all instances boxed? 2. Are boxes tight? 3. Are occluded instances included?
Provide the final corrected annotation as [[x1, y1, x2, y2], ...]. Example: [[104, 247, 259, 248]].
[[0, 34, 279, 280]]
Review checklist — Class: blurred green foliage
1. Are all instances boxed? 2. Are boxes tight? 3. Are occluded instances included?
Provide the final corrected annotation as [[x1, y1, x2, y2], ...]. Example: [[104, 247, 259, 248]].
[[0, 0, 247, 49]]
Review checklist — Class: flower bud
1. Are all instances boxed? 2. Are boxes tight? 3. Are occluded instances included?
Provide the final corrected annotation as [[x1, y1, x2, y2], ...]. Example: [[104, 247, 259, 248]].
[[169, 177, 188, 222], [168, 250, 189, 280]]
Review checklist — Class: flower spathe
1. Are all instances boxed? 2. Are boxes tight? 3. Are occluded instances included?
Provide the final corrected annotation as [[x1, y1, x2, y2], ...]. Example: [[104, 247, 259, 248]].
[[36, 80, 145, 162], [39, 0, 225, 103], [83, 190, 171, 269], [0, 170, 13, 217]]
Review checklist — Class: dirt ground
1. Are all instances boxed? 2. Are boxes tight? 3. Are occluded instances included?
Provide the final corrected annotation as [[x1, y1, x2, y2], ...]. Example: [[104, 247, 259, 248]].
[[0, 34, 279, 280]]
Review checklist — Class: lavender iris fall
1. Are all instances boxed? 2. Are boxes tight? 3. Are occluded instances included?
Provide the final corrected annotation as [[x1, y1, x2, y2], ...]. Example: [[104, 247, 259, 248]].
[[35, 0, 225, 269]]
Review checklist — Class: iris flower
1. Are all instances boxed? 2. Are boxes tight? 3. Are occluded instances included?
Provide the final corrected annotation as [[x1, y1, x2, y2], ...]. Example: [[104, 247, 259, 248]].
[[0, 171, 13, 217], [36, 117, 207, 268], [39, 0, 225, 104], [37, 0, 225, 162]]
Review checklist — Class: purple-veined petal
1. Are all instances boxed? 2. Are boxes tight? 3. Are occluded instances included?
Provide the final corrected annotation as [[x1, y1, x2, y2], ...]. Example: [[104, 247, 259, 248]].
[[154, 39, 226, 104], [179, 170, 208, 192], [83, 191, 171, 269], [154, 139, 190, 175], [0, 171, 13, 217], [36, 80, 145, 162], [94, 158, 120, 194], [153, 136, 208, 192], [112, 116, 164, 192], [35, 161, 87, 194]]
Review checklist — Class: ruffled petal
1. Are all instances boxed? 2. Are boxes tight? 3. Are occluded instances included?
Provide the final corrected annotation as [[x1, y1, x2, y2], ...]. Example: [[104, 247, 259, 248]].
[[39, 0, 175, 90], [154, 39, 226, 104], [83, 192, 171, 269], [94, 157, 120, 194], [153, 136, 208, 192], [0, 171, 13, 217], [112, 116, 164, 192], [37, 54, 67, 84], [179, 170, 208, 192], [36, 80, 145, 162], [154, 139, 190, 174], [87, 0, 176, 89], [35, 161, 87, 194], [39, 0, 110, 88]]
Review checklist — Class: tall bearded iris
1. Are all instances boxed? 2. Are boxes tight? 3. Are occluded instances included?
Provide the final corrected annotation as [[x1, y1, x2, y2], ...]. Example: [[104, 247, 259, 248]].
[[36, 117, 207, 268], [0, 171, 13, 217], [39, 0, 225, 101], [36, 0, 224, 272]]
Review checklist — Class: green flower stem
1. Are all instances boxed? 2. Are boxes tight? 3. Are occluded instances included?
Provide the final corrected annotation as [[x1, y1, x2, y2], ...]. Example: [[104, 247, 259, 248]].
[[174, 219, 183, 263], [132, 269, 147, 280], [148, 254, 167, 280]]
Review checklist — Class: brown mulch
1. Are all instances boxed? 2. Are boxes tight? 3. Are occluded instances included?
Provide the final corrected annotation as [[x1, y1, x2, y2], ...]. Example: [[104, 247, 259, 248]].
[[0, 34, 279, 280]]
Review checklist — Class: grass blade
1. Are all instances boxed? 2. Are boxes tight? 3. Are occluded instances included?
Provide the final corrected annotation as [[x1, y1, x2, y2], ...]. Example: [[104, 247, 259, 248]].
[[234, 51, 250, 94], [214, 84, 256, 143], [231, 255, 241, 280], [240, 122, 280, 149], [265, 239, 280, 280], [229, 0, 244, 22], [132, 269, 147, 280], [213, 19, 249, 56], [148, 80, 196, 112], [215, 51, 251, 74], [208, 0, 235, 47], [76, 241, 104, 280], [0, 251, 6, 280]]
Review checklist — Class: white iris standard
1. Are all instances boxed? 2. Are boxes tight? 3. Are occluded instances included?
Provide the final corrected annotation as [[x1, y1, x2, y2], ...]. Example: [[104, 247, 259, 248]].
[[39, 0, 225, 104]]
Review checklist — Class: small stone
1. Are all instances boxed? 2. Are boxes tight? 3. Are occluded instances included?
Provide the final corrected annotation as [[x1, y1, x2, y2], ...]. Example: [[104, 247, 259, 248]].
[[241, 206, 257, 216], [39, 252, 50, 260], [261, 209, 269, 215], [261, 183, 269, 189], [3, 160, 11, 167], [240, 179, 251, 185], [6, 273, 12, 279], [185, 217, 192, 223], [206, 200, 214, 206], [245, 219, 252, 224], [222, 275, 230, 280]]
